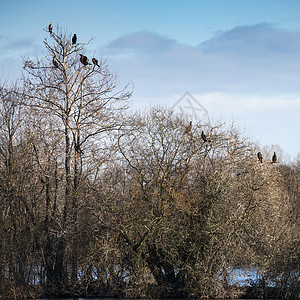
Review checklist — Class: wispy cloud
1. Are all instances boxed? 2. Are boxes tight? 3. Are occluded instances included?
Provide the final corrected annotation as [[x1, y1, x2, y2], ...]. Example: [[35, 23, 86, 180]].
[[104, 24, 300, 97]]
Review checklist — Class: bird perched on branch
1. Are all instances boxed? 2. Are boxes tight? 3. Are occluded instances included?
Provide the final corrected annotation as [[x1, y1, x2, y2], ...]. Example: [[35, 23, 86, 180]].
[[74, 143, 84, 155], [48, 22, 53, 34], [79, 54, 89, 66], [272, 152, 277, 163], [184, 121, 192, 134], [53, 57, 59, 68], [92, 58, 100, 67], [72, 34, 77, 45], [201, 130, 209, 142], [257, 152, 263, 163]]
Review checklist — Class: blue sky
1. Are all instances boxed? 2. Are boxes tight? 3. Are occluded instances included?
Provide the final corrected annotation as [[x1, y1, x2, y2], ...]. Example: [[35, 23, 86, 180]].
[[1, 0, 300, 160]]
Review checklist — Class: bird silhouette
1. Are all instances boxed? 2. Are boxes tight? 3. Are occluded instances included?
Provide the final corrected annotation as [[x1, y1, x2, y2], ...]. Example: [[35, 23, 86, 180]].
[[184, 121, 192, 134], [72, 34, 77, 45], [74, 143, 84, 154], [272, 152, 277, 163], [92, 58, 100, 67], [257, 152, 263, 163], [48, 22, 53, 34], [79, 54, 89, 66], [53, 57, 59, 68], [201, 131, 208, 142]]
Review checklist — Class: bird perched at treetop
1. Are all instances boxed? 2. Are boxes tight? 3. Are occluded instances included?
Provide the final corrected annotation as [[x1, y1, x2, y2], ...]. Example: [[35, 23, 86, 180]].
[[48, 22, 53, 34], [201, 131, 209, 142], [257, 152, 263, 163], [92, 58, 100, 67], [184, 121, 192, 134], [72, 34, 77, 45], [272, 152, 277, 163], [53, 57, 59, 68], [79, 54, 89, 66]]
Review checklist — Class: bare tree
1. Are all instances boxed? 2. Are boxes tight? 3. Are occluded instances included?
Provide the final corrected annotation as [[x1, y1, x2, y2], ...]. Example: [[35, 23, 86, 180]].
[[0, 83, 43, 298], [95, 107, 299, 299], [104, 108, 254, 297], [22, 25, 131, 294]]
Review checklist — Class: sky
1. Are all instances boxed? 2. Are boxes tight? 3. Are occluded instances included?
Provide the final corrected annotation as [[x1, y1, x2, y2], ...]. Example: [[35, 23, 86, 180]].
[[1, 0, 300, 160]]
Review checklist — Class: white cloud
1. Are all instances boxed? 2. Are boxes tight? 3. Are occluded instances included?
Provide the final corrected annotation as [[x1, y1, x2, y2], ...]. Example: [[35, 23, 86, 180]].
[[105, 24, 300, 98]]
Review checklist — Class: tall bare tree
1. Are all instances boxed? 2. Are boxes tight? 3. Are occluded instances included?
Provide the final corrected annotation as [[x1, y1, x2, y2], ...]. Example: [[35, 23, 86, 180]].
[[22, 25, 131, 293]]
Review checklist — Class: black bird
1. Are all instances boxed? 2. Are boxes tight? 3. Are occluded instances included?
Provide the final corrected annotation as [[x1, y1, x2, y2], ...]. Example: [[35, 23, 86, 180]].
[[92, 57, 100, 67], [79, 54, 89, 66], [272, 152, 277, 163], [201, 130, 208, 142], [74, 143, 84, 154], [257, 152, 263, 163], [48, 22, 53, 34], [72, 34, 77, 45], [53, 57, 59, 68], [184, 121, 192, 134]]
